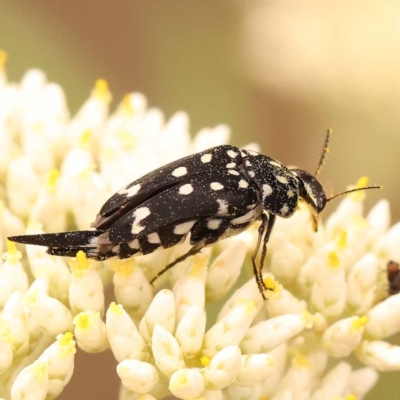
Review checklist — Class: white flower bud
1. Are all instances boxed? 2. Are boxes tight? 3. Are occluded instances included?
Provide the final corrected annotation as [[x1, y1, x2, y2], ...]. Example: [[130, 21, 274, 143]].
[[373, 220, 400, 261], [311, 361, 351, 399], [106, 302, 148, 362], [29, 170, 67, 233], [111, 258, 153, 322], [175, 304, 206, 359], [3, 292, 29, 359], [270, 242, 305, 286], [173, 254, 208, 324], [367, 200, 390, 241], [0, 203, 25, 240], [202, 346, 241, 390], [0, 241, 29, 308], [322, 316, 367, 358], [203, 299, 259, 358], [206, 240, 246, 302], [265, 287, 308, 317], [348, 367, 378, 400], [11, 360, 49, 400], [7, 157, 40, 218], [356, 340, 400, 371], [169, 368, 205, 400], [152, 325, 185, 377], [139, 290, 175, 343], [365, 293, 400, 339], [38, 332, 76, 399], [217, 278, 264, 321], [26, 280, 73, 336], [241, 312, 311, 354], [69, 251, 104, 314], [235, 353, 275, 387], [73, 311, 108, 353], [117, 359, 159, 394], [310, 248, 346, 319], [276, 353, 313, 400], [346, 254, 379, 315]]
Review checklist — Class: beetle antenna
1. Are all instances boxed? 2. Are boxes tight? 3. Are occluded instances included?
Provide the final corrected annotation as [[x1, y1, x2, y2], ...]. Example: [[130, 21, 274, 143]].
[[326, 185, 382, 203], [315, 128, 332, 177]]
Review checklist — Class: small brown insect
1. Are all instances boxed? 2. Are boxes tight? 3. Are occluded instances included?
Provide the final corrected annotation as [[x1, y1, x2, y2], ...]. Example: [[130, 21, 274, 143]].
[[387, 260, 400, 295]]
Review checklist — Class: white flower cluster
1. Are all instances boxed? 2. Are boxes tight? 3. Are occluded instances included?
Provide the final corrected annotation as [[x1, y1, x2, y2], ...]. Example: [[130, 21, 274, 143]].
[[0, 51, 399, 400]]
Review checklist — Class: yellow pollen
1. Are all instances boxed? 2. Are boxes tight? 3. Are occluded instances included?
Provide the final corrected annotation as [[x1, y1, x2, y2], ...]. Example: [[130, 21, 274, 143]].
[[200, 355, 210, 366], [293, 352, 311, 369], [117, 130, 135, 151], [0, 50, 7, 68], [77, 163, 96, 180], [351, 316, 368, 331], [3, 240, 22, 264], [263, 276, 281, 299], [0, 316, 13, 343], [93, 79, 112, 102], [46, 169, 59, 194], [346, 395, 357, 400], [266, 355, 275, 367], [122, 94, 134, 114], [74, 312, 99, 330], [25, 290, 38, 306], [351, 214, 370, 229], [336, 230, 347, 250], [56, 332, 76, 358], [349, 176, 369, 201], [301, 310, 314, 329], [110, 301, 124, 315], [79, 129, 91, 147], [110, 259, 135, 277], [328, 251, 340, 268], [238, 298, 257, 315], [31, 361, 48, 382], [189, 254, 207, 278], [69, 250, 90, 277], [259, 397, 269, 400]]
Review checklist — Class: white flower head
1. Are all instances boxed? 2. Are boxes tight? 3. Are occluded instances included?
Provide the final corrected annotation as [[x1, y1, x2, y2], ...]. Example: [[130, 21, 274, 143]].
[[0, 60, 397, 399]]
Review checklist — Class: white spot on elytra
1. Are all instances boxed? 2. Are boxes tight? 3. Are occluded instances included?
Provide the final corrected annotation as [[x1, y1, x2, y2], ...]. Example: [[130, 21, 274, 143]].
[[239, 179, 249, 189], [131, 207, 151, 234], [280, 205, 289, 216], [263, 184, 273, 197], [207, 219, 222, 230], [129, 239, 140, 249], [276, 175, 288, 184], [174, 220, 196, 235], [147, 232, 161, 244], [112, 245, 120, 253], [231, 209, 256, 225], [217, 199, 229, 215], [228, 170, 240, 176], [227, 150, 237, 158], [269, 160, 281, 167], [172, 167, 187, 177], [179, 184, 193, 195], [119, 183, 141, 197], [249, 171, 255, 177], [210, 182, 224, 191], [201, 153, 212, 163], [287, 189, 295, 198], [226, 162, 236, 168]]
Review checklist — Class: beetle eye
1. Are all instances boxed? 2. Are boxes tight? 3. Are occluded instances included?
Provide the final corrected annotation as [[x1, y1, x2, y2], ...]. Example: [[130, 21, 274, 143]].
[[291, 169, 326, 213]]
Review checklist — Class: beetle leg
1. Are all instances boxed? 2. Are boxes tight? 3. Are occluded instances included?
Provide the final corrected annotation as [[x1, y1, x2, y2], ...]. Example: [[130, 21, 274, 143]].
[[258, 214, 276, 295], [251, 213, 268, 299]]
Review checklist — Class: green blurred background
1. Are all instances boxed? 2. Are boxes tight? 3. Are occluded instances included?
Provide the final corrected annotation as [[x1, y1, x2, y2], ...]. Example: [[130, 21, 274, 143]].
[[1, 1, 399, 398]]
